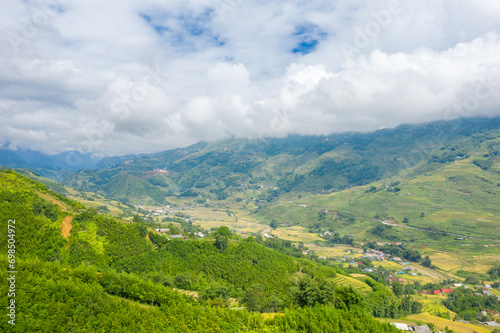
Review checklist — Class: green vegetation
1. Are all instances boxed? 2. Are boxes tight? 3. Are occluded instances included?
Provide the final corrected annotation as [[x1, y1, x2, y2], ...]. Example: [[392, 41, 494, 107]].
[[63, 118, 500, 206], [443, 287, 500, 321], [366, 241, 422, 262], [0, 170, 407, 332], [3, 117, 500, 331]]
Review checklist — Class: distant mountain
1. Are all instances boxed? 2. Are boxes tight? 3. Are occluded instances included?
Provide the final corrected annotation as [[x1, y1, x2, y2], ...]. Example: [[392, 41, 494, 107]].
[[0, 146, 150, 181], [63, 117, 500, 204], [0, 147, 105, 180]]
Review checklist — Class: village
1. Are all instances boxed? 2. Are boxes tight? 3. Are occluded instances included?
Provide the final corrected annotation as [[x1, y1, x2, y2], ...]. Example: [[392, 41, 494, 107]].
[[130, 201, 500, 332]]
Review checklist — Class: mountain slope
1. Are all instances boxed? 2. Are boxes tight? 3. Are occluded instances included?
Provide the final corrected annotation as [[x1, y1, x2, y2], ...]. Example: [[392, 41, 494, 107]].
[[0, 169, 404, 332], [258, 132, 500, 239], [64, 117, 500, 204]]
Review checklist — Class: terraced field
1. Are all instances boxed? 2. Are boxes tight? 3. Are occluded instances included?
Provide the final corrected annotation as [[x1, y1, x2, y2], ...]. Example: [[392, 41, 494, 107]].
[[404, 313, 493, 333], [271, 226, 323, 243], [330, 275, 372, 293]]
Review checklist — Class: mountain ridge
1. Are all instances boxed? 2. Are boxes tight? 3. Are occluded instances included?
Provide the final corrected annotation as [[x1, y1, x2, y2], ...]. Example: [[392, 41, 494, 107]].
[[62, 116, 500, 204]]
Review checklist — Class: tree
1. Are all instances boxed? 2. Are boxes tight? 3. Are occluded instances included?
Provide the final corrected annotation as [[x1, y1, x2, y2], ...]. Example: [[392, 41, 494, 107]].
[[200, 282, 231, 305], [403, 217, 409, 224], [242, 284, 267, 312], [421, 256, 432, 268], [270, 219, 279, 229], [293, 277, 335, 307], [214, 226, 232, 238], [464, 275, 479, 285], [392, 281, 404, 297], [214, 235, 228, 253]]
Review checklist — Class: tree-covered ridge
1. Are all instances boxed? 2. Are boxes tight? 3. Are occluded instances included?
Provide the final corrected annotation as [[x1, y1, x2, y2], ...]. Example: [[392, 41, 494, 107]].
[[0, 258, 401, 333], [0, 169, 410, 332], [0, 169, 81, 262]]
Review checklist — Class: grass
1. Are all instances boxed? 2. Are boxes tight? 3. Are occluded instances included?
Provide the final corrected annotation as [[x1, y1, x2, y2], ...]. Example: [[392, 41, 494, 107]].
[[428, 252, 464, 272], [330, 275, 372, 293], [271, 226, 323, 243], [314, 245, 363, 259], [270, 156, 500, 240], [182, 207, 238, 222], [372, 261, 404, 270], [402, 313, 494, 333]]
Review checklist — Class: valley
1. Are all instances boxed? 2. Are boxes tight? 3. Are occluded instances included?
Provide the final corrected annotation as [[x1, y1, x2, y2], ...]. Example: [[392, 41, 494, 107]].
[[2, 117, 500, 332]]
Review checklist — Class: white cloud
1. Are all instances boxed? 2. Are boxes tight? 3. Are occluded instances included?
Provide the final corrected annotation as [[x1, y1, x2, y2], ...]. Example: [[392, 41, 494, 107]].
[[0, 0, 500, 155]]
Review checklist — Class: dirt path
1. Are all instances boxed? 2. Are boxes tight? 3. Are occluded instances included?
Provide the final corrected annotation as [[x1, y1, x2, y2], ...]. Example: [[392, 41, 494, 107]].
[[261, 226, 273, 238], [61, 215, 73, 242]]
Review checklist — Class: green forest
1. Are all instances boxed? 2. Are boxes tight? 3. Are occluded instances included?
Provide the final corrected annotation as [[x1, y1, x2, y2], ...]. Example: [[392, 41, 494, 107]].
[[0, 169, 408, 332]]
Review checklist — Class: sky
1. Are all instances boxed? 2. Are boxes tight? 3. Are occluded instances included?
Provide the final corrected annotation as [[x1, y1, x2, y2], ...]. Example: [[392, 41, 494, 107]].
[[1, 0, 500, 156]]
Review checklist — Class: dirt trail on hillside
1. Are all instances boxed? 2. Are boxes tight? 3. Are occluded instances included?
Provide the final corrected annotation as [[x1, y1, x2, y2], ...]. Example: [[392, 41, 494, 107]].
[[61, 216, 73, 249]]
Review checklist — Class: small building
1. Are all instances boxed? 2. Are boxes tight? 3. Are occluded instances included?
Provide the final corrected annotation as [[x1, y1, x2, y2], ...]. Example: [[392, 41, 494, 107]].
[[441, 288, 453, 294], [432, 290, 442, 295], [155, 228, 170, 233], [397, 271, 406, 275], [390, 323, 409, 331], [410, 324, 432, 333], [421, 290, 428, 294], [389, 276, 396, 282], [398, 278, 404, 283], [170, 235, 185, 240], [485, 321, 500, 327], [483, 289, 494, 296]]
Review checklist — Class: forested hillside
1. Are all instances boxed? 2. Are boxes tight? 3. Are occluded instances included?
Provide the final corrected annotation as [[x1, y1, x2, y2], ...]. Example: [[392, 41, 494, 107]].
[[63, 117, 500, 204], [0, 170, 405, 332], [257, 129, 500, 240]]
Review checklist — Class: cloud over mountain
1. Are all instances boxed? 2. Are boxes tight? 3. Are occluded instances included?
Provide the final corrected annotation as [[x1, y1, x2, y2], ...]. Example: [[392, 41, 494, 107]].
[[1, 0, 500, 155]]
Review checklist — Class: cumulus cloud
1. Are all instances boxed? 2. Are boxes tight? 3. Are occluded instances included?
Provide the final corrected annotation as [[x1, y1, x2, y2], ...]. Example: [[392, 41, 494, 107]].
[[0, 0, 500, 155]]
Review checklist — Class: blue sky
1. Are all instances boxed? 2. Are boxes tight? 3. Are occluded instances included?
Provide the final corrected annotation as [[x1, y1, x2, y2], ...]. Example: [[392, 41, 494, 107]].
[[1, 0, 500, 155]]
